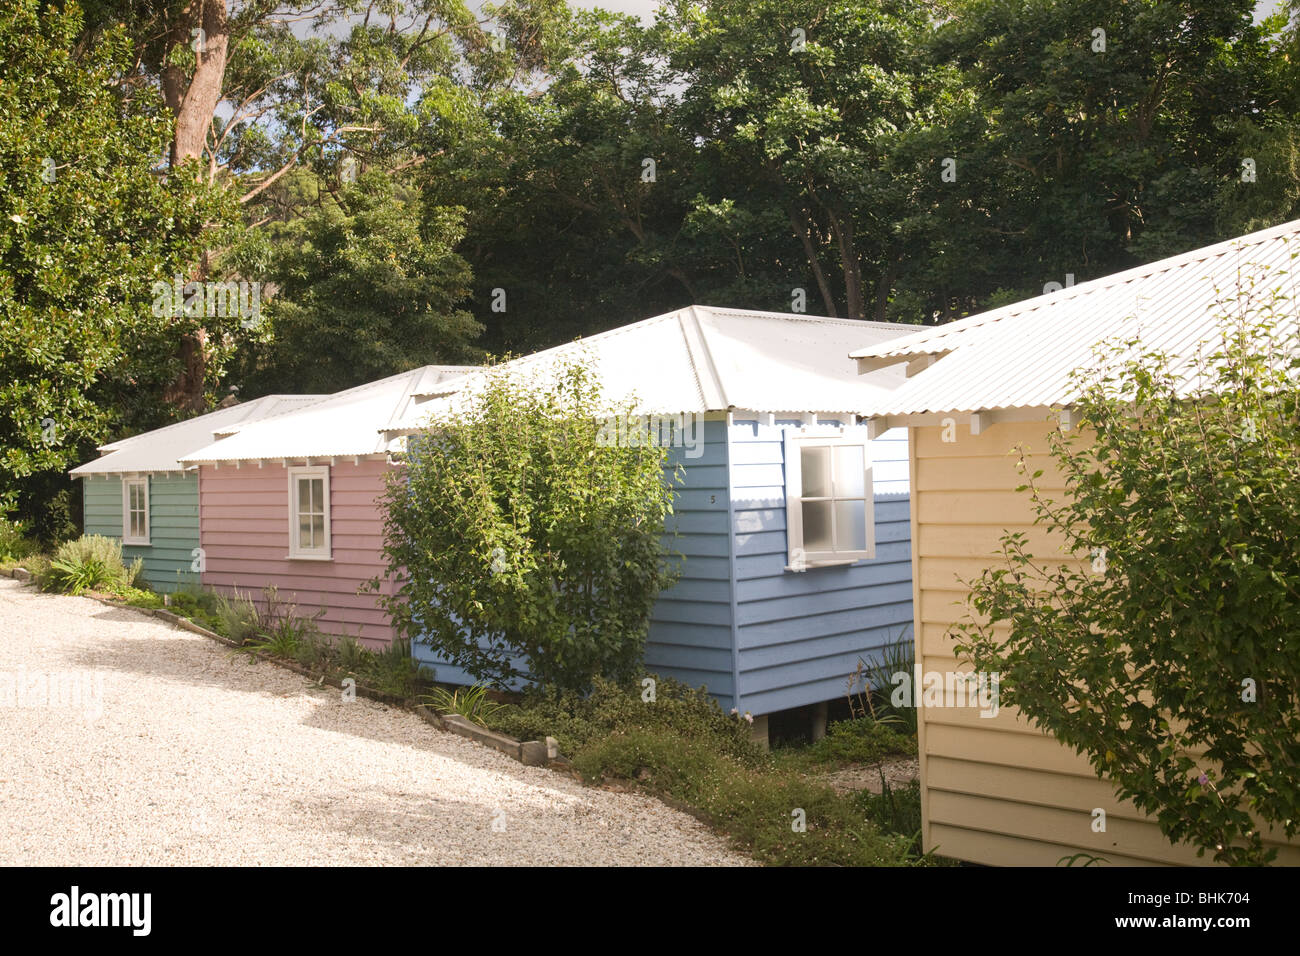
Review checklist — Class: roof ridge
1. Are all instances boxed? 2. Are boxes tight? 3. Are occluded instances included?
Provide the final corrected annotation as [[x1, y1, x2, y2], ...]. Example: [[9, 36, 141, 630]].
[[94, 393, 315, 452]]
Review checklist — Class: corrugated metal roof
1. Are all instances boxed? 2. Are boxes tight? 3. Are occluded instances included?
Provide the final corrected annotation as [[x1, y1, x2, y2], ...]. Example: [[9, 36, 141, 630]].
[[70, 395, 326, 476], [178, 365, 478, 463], [387, 305, 918, 436], [849, 218, 1300, 416]]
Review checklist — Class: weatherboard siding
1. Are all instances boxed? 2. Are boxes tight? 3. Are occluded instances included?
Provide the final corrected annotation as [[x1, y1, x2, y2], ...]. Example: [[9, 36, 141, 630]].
[[909, 419, 1300, 866], [197, 460, 397, 647], [729, 420, 913, 715], [81, 473, 200, 593], [643, 419, 736, 707]]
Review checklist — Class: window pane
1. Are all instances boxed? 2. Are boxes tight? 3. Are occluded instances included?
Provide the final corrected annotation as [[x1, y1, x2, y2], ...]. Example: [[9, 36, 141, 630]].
[[835, 500, 867, 551], [833, 446, 865, 497], [801, 447, 831, 497], [298, 478, 311, 512], [299, 517, 312, 549], [311, 514, 324, 547], [311, 479, 323, 514], [802, 500, 833, 552]]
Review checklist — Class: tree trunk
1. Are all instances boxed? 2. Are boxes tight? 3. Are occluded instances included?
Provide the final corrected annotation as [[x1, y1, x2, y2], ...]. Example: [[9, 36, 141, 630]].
[[826, 205, 864, 320], [160, 2, 230, 412], [786, 203, 838, 317]]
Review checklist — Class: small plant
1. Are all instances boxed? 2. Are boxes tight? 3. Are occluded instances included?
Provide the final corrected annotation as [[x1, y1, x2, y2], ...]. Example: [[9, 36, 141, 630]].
[[214, 590, 261, 644], [423, 682, 506, 727], [855, 776, 926, 860], [360, 637, 427, 698], [863, 628, 918, 734], [41, 535, 141, 595]]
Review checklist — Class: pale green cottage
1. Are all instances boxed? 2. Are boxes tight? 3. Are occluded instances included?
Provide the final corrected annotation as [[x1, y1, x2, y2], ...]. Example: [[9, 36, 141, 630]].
[[69, 395, 322, 592]]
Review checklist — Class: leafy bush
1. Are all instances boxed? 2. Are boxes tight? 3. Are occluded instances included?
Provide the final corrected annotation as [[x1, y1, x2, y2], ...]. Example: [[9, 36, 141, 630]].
[[485, 676, 759, 764], [41, 535, 141, 594], [380, 359, 680, 692], [0, 516, 36, 563], [954, 291, 1300, 865], [805, 718, 916, 767]]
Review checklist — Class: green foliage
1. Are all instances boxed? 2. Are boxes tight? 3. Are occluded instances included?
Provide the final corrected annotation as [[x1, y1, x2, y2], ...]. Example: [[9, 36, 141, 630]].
[[854, 777, 926, 860], [485, 676, 758, 762], [805, 719, 916, 767], [0, 0, 230, 531], [231, 169, 483, 395], [381, 360, 680, 692], [572, 729, 913, 866], [953, 282, 1300, 865], [214, 590, 262, 645], [41, 535, 140, 595], [862, 630, 919, 734], [0, 516, 36, 563], [423, 683, 507, 727]]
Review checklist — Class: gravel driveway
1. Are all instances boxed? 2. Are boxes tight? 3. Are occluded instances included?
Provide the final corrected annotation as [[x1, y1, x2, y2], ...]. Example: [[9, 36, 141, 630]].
[[0, 578, 749, 866]]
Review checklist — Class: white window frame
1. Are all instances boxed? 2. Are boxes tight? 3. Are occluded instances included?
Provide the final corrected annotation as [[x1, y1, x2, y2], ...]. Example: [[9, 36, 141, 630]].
[[287, 466, 331, 560], [122, 477, 150, 545], [784, 429, 874, 570]]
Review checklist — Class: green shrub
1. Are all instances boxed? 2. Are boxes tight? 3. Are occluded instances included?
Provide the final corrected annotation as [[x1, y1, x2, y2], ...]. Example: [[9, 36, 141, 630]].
[[805, 718, 916, 767], [359, 638, 428, 698], [0, 516, 36, 563], [41, 535, 140, 594], [214, 591, 261, 644], [485, 676, 760, 764], [380, 359, 680, 693]]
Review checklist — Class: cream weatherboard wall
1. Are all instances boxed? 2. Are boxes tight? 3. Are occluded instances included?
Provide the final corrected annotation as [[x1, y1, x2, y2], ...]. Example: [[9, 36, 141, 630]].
[[910, 418, 1300, 867]]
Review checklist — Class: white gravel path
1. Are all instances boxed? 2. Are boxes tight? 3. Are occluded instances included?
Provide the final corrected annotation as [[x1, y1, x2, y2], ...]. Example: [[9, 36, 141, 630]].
[[0, 578, 750, 866]]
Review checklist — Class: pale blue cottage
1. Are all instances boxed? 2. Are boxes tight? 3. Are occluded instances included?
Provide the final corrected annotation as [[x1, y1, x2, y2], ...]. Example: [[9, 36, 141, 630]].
[[386, 306, 917, 739]]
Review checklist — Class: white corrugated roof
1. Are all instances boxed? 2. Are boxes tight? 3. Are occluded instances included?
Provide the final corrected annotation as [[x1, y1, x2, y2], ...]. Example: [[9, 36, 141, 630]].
[[70, 395, 326, 476], [385, 306, 918, 437], [850, 219, 1300, 416], [178, 365, 477, 463]]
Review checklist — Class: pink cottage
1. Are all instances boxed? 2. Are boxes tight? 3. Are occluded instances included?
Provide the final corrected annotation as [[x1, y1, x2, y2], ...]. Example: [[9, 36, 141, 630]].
[[178, 366, 474, 647]]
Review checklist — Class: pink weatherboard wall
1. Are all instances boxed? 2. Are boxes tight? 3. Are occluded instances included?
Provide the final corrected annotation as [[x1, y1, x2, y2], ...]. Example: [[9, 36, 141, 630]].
[[198, 459, 398, 647]]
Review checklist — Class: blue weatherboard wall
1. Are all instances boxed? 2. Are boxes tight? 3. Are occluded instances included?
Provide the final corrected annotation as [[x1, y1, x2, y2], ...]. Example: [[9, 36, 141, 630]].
[[81, 474, 201, 593], [728, 420, 912, 715], [413, 415, 914, 717], [642, 418, 737, 707]]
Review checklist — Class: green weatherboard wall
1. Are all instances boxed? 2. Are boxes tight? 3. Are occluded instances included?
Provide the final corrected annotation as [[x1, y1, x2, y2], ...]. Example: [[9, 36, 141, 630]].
[[80, 473, 201, 593]]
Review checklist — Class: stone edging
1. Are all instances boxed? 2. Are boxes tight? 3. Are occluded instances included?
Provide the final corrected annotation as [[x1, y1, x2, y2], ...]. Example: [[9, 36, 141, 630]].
[[1, 567, 562, 770]]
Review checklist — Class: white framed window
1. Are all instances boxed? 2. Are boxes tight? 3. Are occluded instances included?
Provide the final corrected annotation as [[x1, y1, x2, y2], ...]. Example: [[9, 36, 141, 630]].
[[122, 477, 150, 545], [288, 466, 331, 559], [784, 431, 874, 570]]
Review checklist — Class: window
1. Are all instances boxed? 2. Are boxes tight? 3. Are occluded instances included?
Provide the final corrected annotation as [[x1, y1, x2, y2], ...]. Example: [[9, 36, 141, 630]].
[[122, 477, 150, 545], [784, 432, 874, 569], [288, 466, 330, 559]]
